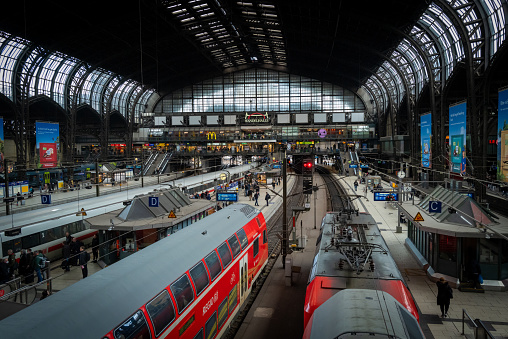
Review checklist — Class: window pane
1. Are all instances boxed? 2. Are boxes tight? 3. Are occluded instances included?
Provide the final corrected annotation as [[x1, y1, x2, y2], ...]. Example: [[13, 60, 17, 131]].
[[204, 251, 222, 281], [22, 233, 40, 249], [217, 298, 228, 329], [189, 262, 209, 296], [253, 238, 259, 258], [236, 229, 248, 250], [228, 285, 238, 314], [146, 290, 176, 336], [114, 310, 151, 339], [218, 243, 232, 268], [263, 230, 267, 244], [170, 274, 195, 314], [205, 312, 217, 339], [227, 235, 241, 258], [193, 329, 204, 339]]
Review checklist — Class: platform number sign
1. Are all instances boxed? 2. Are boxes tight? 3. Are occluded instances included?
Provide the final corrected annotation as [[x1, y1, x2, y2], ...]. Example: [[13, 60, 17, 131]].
[[429, 201, 442, 213], [41, 194, 51, 204], [149, 196, 159, 207]]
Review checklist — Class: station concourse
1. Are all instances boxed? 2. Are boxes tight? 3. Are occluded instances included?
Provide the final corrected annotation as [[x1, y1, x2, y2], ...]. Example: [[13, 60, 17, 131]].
[[1, 1, 508, 338]]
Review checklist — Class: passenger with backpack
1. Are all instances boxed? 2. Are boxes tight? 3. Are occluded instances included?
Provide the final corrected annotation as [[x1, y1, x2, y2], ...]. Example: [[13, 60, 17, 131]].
[[78, 246, 90, 279], [33, 251, 45, 283]]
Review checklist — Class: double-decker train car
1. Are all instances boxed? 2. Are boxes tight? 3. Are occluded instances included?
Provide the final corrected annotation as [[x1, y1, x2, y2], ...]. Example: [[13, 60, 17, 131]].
[[304, 211, 421, 336], [0, 203, 269, 339]]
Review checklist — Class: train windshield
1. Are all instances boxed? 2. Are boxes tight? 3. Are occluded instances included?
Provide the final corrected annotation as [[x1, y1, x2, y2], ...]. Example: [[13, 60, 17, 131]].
[[113, 310, 151, 339]]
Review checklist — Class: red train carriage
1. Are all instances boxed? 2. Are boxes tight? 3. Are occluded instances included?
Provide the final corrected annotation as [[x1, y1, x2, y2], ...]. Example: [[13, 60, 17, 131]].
[[304, 212, 420, 334], [0, 203, 268, 339]]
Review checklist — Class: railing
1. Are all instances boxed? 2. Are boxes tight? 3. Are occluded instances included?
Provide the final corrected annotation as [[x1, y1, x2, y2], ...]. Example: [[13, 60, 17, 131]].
[[462, 308, 496, 339]]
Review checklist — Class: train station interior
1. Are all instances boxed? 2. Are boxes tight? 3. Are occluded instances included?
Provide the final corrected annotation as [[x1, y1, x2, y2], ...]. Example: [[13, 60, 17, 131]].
[[1, 1, 508, 338]]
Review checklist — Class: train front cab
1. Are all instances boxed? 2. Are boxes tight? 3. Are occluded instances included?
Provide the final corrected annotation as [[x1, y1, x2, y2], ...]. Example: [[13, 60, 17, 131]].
[[104, 213, 268, 339]]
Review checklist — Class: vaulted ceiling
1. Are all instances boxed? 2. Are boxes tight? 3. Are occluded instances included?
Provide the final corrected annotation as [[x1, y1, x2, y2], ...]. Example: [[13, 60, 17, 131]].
[[0, 0, 429, 94]]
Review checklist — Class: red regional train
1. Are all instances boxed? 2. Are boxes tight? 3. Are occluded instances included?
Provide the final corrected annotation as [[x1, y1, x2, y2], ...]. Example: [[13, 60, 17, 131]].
[[0, 203, 268, 339], [303, 211, 422, 338]]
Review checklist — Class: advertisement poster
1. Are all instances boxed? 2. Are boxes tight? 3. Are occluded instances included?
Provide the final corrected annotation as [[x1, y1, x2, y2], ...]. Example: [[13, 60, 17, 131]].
[[497, 88, 508, 182], [420, 113, 431, 168], [0, 117, 4, 173], [449, 102, 467, 174], [36, 121, 59, 168]]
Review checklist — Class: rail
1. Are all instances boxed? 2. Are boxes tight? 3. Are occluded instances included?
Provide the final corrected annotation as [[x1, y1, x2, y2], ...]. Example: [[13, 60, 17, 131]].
[[0, 277, 55, 305], [462, 308, 496, 339]]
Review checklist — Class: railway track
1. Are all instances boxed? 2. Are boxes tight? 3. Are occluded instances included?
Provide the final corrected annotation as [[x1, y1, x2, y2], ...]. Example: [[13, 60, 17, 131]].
[[316, 166, 349, 212]]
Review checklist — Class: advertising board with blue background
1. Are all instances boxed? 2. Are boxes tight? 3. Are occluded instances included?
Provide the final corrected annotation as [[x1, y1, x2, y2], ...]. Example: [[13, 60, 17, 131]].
[[36, 121, 60, 168], [449, 102, 467, 174], [420, 113, 431, 168]]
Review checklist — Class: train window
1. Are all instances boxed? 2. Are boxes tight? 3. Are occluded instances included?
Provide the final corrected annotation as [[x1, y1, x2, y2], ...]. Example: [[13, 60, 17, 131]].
[[193, 329, 204, 339], [113, 310, 151, 339], [235, 229, 248, 250], [253, 238, 259, 258], [227, 235, 241, 258], [189, 262, 209, 296], [255, 218, 261, 228], [217, 298, 228, 330], [2, 239, 21, 256], [204, 251, 222, 281], [263, 230, 267, 244], [145, 290, 176, 337], [22, 233, 41, 249], [170, 274, 195, 314], [217, 243, 232, 268], [204, 311, 217, 339], [228, 285, 238, 314]]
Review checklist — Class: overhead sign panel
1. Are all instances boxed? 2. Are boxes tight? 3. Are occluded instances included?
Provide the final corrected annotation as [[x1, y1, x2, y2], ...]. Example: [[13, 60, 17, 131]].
[[373, 192, 398, 201], [217, 192, 238, 201]]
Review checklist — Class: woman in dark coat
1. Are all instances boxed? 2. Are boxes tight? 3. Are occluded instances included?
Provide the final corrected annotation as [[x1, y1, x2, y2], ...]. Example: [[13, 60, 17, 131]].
[[436, 277, 452, 318]]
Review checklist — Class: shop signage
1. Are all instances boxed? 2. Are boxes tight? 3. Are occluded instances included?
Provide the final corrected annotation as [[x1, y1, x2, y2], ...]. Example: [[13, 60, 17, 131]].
[[245, 112, 269, 123], [207, 132, 217, 140]]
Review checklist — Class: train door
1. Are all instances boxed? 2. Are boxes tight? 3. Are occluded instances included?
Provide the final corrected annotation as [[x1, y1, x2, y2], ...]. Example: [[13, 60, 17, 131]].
[[239, 254, 248, 304]]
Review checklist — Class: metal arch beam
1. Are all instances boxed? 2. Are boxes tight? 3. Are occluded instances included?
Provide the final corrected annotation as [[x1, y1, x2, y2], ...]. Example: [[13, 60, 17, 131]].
[[434, 0, 486, 200]]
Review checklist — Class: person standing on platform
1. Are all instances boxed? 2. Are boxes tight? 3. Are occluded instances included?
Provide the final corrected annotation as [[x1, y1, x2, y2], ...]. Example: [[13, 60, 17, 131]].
[[92, 234, 99, 263], [33, 251, 44, 283], [62, 242, 71, 271], [436, 277, 452, 318], [354, 180, 359, 192], [25, 249, 34, 283], [18, 249, 28, 280], [70, 237, 83, 266], [254, 192, 259, 206], [265, 192, 271, 206], [78, 246, 90, 279], [272, 181, 276, 190]]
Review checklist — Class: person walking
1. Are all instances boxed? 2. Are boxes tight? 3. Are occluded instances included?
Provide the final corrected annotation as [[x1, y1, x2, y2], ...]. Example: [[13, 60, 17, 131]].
[[253, 191, 259, 206], [265, 192, 271, 206], [92, 234, 99, 263], [78, 246, 90, 279], [272, 181, 276, 190], [436, 277, 453, 318], [354, 180, 359, 192]]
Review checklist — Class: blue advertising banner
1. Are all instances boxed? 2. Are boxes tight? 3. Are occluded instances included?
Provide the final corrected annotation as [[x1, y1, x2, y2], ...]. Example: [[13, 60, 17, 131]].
[[497, 88, 508, 182], [36, 121, 60, 168], [0, 117, 3, 173], [421, 113, 431, 168], [449, 102, 467, 174]]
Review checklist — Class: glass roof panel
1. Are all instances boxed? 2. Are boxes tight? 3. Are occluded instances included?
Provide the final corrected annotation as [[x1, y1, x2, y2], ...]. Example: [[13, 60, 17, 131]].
[[481, 0, 505, 56], [0, 33, 29, 100], [53, 57, 78, 107], [37, 53, 64, 98]]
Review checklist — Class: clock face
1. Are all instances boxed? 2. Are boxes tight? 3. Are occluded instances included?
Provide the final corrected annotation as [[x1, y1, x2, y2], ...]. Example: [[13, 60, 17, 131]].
[[397, 171, 406, 179], [220, 173, 227, 180], [318, 129, 327, 138]]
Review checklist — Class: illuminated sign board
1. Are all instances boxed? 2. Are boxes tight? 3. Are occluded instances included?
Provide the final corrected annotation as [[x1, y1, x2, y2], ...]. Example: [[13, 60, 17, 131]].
[[217, 192, 238, 201], [245, 112, 269, 123], [373, 192, 398, 201]]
